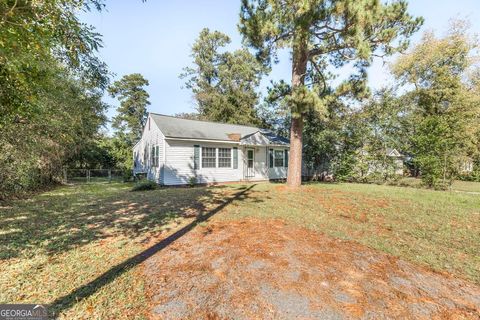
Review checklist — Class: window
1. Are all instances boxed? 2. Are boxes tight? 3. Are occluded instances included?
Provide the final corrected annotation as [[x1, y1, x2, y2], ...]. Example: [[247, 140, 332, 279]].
[[144, 145, 148, 165], [218, 148, 231, 168], [202, 147, 216, 168], [274, 150, 284, 167], [150, 145, 159, 167]]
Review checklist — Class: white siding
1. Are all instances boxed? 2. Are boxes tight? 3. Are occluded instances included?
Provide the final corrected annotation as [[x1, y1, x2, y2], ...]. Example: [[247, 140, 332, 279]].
[[133, 115, 165, 183], [241, 146, 269, 181], [268, 148, 289, 179], [135, 115, 291, 185], [164, 140, 242, 185]]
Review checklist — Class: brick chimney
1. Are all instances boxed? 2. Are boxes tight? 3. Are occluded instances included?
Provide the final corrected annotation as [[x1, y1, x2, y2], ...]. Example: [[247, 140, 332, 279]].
[[227, 133, 241, 141]]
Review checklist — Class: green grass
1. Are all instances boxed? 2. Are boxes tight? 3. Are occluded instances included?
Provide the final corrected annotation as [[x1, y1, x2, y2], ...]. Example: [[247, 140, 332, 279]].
[[0, 180, 479, 318], [0, 182, 220, 319], [452, 180, 480, 193], [219, 182, 480, 284], [390, 177, 480, 193]]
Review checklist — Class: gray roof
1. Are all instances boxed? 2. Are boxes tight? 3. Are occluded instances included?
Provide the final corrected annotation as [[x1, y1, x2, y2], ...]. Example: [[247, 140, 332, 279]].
[[150, 113, 289, 145], [240, 131, 289, 146]]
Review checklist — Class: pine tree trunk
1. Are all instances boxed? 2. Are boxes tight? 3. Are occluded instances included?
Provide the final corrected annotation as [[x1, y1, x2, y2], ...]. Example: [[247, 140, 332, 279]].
[[287, 35, 308, 188]]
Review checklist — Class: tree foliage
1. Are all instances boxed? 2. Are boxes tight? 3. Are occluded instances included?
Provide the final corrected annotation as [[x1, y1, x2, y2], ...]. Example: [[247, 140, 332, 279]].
[[107, 73, 150, 172], [0, 0, 109, 199], [109, 73, 150, 143], [239, 0, 423, 187], [392, 22, 480, 187], [181, 28, 265, 125]]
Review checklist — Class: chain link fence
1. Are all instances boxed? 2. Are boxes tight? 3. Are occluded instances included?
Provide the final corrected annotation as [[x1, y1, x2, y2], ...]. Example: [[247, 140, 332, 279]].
[[63, 169, 126, 184]]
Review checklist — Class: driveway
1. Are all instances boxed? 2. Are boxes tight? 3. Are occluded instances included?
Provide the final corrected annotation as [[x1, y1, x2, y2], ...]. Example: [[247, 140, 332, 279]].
[[144, 218, 480, 319]]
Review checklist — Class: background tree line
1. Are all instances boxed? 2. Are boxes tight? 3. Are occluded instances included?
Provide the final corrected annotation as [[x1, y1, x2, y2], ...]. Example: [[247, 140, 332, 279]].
[[1, 0, 479, 199], [180, 19, 480, 189], [0, 0, 109, 199]]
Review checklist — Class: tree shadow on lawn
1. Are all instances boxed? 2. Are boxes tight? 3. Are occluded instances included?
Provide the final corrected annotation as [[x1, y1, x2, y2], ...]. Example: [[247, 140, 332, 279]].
[[48, 183, 257, 317], [0, 182, 257, 260]]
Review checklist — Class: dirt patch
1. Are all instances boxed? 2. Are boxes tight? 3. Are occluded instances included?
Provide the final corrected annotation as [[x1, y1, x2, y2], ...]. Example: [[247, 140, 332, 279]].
[[144, 219, 480, 319]]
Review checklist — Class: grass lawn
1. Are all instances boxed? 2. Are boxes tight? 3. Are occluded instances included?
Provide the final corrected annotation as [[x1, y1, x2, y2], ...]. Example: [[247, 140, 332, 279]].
[[392, 177, 480, 193], [452, 180, 480, 193], [0, 181, 479, 318]]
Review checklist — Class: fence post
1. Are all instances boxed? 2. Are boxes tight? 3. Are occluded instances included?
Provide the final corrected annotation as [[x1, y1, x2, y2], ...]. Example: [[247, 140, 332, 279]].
[[108, 169, 112, 183], [63, 168, 67, 184], [87, 169, 90, 183]]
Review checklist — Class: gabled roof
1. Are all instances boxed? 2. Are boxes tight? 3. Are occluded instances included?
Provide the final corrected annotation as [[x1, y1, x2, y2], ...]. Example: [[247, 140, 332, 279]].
[[150, 113, 289, 145], [386, 148, 403, 157], [240, 131, 289, 146]]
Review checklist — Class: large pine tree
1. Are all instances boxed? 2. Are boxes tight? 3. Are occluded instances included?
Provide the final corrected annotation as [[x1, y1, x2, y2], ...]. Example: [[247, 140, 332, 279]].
[[239, 0, 423, 187]]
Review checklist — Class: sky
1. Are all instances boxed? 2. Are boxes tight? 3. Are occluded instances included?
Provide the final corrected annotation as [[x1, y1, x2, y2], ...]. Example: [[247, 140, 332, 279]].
[[80, 0, 480, 124]]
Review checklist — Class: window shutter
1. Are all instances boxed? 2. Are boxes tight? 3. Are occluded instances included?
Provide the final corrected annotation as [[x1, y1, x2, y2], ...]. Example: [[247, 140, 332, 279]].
[[233, 147, 238, 169], [284, 150, 289, 167], [269, 149, 273, 168], [194, 145, 200, 170], [155, 146, 159, 166]]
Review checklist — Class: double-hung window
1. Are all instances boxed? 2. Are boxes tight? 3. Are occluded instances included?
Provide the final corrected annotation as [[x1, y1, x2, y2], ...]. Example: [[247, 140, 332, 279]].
[[218, 148, 231, 168], [274, 150, 284, 167], [150, 146, 160, 167], [202, 147, 216, 168]]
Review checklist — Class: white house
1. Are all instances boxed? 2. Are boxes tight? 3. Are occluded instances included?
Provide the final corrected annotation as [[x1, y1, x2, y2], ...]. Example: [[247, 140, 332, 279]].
[[133, 113, 290, 185]]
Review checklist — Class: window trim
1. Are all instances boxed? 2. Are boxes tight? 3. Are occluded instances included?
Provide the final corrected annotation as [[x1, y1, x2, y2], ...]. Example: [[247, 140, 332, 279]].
[[273, 149, 284, 168], [199, 146, 234, 169], [201, 147, 217, 168], [151, 145, 160, 167], [218, 147, 232, 168]]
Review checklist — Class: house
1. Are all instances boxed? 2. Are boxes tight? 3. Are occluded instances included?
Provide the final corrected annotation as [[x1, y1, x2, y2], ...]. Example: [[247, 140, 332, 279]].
[[356, 147, 405, 177], [386, 148, 404, 175], [459, 157, 474, 174], [133, 113, 290, 185]]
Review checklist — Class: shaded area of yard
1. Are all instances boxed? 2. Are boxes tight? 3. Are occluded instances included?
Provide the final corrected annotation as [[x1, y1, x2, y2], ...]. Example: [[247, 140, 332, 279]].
[[0, 182, 258, 318], [0, 181, 479, 319], [146, 219, 480, 319]]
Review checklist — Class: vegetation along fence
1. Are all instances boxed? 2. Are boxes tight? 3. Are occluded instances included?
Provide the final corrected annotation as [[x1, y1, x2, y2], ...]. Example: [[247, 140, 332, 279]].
[[63, 169, 125, 184]]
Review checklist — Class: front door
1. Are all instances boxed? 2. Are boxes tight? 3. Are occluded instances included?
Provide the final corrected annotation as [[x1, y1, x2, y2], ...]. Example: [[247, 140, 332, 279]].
[[245, 148, 255, 178]]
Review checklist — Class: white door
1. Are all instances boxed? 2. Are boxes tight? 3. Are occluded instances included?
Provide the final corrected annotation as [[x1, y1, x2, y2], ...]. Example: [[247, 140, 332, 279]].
[[244, 148, 255, 178]]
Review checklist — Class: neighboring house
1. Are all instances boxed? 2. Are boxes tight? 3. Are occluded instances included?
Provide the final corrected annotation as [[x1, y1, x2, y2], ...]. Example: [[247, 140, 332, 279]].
[[459, 157, 474, 174], [386, 148, 405, 175], [133, 113, 290, 185], [357, 147, 404, 177]]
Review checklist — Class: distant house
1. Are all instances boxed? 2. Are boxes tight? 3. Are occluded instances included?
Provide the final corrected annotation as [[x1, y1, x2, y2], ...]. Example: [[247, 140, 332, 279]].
[[459, 157, 474, 174], [386, 148, 405, 175], [358, 147, 405, 177], [133, 113, 290, 185]]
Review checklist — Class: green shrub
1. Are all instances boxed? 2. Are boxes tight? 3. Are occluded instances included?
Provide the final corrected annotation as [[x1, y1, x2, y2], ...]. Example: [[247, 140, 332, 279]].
[[188, 176, 197, 187], [131, 180, 157, 192]]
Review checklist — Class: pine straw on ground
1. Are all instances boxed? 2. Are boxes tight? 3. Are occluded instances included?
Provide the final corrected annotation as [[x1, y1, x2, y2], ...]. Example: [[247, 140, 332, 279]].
[[144, 218, 480, 320]]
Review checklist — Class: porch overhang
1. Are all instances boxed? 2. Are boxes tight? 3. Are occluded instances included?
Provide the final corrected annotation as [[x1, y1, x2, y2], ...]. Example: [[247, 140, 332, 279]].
[[240, 130, 289, 147]]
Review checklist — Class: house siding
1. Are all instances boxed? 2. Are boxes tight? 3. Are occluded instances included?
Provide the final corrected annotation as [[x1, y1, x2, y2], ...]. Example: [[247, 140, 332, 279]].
[[133, 115, 165, 183], [267, 147, 288, 179], [164, 140, 243, 185], [134, 114, 290, 185], [241, 146, 269, 181]]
